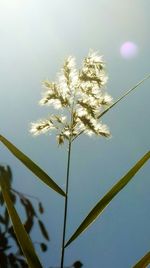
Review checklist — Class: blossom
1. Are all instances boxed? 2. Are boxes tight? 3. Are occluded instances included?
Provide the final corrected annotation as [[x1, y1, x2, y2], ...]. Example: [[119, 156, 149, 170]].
[[30, 119, 55, 136], [30, 51, 113, 144]]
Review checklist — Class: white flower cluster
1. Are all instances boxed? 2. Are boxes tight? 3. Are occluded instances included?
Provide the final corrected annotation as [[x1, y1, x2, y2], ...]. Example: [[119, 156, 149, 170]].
[[30, 51, 113, 144]]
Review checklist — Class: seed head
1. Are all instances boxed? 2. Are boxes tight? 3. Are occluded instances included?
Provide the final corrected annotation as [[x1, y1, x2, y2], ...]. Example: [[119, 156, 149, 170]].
[[30, 51, 113, 145]]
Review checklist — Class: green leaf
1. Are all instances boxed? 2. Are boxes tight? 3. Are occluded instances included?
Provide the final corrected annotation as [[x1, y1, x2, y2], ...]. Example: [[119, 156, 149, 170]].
[[65, 151, 150, 248], [0, 135, 65, 197], [0, 168, 43, 268], [132, 251, 150, 268], [97, 73, 150, 119]]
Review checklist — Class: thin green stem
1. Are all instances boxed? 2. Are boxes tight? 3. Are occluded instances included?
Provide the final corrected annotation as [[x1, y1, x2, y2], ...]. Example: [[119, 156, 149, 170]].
[[60, 81, 78, 267], [60, 140, 72, 268]]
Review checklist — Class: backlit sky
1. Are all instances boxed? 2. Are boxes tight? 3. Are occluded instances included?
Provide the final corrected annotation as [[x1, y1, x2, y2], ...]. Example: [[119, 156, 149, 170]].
[[0, 1, 150, 267]]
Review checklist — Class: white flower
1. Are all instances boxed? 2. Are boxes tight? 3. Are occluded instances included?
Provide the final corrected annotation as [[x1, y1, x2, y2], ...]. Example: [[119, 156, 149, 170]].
[[101, 93, 113, 106], [61, 56, 78, 91], [76, 106, 88, 117], [30, 119, 55, 136], [30, 50, 113, 144], [79, 51, 108, 88]]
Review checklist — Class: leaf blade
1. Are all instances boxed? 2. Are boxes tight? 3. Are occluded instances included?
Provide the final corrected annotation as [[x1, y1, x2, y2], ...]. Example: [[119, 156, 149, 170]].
[[65, 151, 150, 248], [132, 251, 150, 268], [98, 73, 150, 119], [38, 220, 50, 241], [0, 169, 43, 268], [0, 135, 65, 197], [73, 74, 150, 142]]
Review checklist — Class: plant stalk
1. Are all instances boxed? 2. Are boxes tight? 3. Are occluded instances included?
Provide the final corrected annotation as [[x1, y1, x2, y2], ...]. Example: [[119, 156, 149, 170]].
[[60, 140, 72, 268], [72, 74, 150, 142]]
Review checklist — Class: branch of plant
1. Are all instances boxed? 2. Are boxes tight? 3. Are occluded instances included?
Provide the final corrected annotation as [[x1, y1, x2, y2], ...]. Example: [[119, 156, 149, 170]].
[[72, 73, 150, 142]]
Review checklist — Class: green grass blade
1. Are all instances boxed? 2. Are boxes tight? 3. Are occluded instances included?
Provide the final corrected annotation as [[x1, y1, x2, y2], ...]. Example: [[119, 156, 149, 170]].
[[0, 170, 43, 268], [0, 135, 65, 197], [65, 151, 150, 248], [132, 251, 150, 268], [73, 74, 150, 142], [98, 73, 150, 119]]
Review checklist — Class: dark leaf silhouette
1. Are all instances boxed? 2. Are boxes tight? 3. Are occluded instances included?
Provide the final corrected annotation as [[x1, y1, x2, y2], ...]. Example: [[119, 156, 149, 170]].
[[73, 260, 83, 268], [10, 192, 17, 203], [40, 243, 48, 252], [0, 251, 8, 267], [0, 231, 8, 249], [0, 192, 4, 205], [0, 165, 50, 267], [16, 257, 28, 268], [8, 226, 21, 250], [8, 253, 19, 267], [38, 220, 50, 241], [0, 215, 6, 224], [4, 208, 9, 227], [38, 202, 44, 214], [0, 177, 43, 267], [20, 197, 37, 218], [24, 217, 34, 233]]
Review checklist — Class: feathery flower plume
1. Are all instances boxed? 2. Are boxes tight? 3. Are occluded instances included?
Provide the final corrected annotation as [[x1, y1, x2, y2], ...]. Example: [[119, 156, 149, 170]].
[[30, 51, 113, 144]]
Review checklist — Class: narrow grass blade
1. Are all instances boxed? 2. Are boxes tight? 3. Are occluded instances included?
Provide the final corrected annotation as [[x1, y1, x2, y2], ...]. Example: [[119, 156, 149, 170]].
[[0, 135, 65, 197], [0, 169, 43, 268], [73, 74, 150, 141], [98, 73, 150, 119], [65, 151, 150, 248], [132, 251, 150, 268]]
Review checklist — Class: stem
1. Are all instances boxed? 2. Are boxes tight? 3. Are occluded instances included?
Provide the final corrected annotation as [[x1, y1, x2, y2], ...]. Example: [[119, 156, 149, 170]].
[[72, 73, 150, 142], [60, 140, 72, 268], [60, 74, 77, 267], [11, 188, 39, 201]]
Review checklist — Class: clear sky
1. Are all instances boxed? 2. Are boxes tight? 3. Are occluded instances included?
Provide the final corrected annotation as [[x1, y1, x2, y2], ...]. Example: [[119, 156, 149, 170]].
[[0, 1, 150, 267]]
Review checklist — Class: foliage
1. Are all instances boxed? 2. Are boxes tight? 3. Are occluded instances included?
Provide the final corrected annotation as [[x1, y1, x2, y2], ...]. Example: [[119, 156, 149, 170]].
[[132, 252, 150, 268], [0, 165, 49, 267]]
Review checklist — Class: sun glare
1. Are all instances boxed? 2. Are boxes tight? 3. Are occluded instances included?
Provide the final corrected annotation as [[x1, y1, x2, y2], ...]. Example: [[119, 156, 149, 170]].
[[0, 0, 23, 9], [120, 41, 138, 59]]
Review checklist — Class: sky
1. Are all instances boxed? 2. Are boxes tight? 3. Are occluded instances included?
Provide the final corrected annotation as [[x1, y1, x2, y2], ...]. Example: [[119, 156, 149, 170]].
[[0, 0, 150, 267]]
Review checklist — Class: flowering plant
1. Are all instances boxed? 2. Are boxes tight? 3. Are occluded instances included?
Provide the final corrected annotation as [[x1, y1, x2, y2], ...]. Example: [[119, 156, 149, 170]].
[[29, 51, 150, 267], [30, 51, 114, 266], [0, 51, 150, 268], [30, 51, 113, 142]]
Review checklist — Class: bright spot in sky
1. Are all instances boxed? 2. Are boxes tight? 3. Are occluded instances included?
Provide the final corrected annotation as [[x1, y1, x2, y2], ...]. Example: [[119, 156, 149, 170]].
[[120, 41, 138, 59], [0, 0, 23, 9]]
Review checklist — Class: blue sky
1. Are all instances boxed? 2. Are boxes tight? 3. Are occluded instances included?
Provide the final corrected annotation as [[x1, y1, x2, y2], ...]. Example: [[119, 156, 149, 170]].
[[0, 1, 150, 267]]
